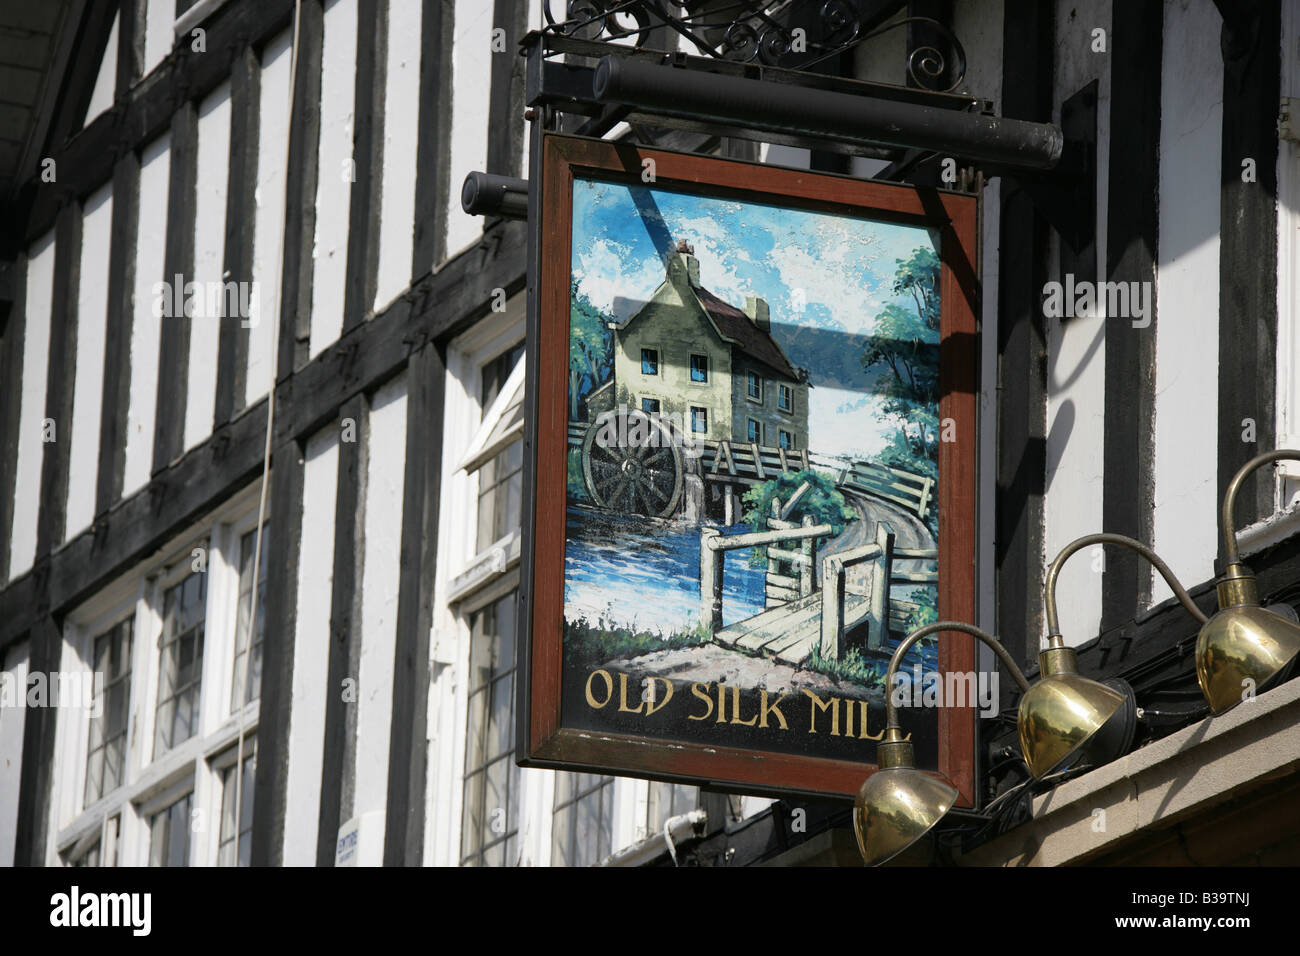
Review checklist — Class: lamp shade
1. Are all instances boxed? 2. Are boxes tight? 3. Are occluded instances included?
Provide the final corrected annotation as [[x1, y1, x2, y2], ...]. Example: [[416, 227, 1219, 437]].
[[854, 765, 958, 867], [1017, 643, 1125, 779], [1196, 603, 1300, 715]]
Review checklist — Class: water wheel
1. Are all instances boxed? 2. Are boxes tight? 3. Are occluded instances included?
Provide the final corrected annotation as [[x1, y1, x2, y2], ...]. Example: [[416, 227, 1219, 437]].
[[582, 410, 683, 518]]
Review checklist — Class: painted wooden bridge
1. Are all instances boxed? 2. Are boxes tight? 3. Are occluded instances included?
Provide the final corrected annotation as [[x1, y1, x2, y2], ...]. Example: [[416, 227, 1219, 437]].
[[567, 415, 934, 522], [699, 489, 938, 667]]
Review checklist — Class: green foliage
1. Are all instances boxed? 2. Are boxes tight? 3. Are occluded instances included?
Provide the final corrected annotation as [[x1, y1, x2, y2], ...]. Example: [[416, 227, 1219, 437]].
[[803, 646, 887, 689], [863, 246, 942, 538], [907, 586, 938, 631], [569, 282, 614, 414], [567, 447, 588, 501], [564, 611, 710, 672], [740, 469, 857, 566]]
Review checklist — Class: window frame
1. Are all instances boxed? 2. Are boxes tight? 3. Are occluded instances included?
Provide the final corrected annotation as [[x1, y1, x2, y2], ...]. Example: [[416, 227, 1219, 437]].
[[746, 369, 763, 403], [690, 406, 708, 434], [747, 418, 762, 444], [689, 353, 709, 384], [640, 348, 659, 376], [779, 429, 794, 450], [778, 383, 793, 414], [47, 483, 267, 867]]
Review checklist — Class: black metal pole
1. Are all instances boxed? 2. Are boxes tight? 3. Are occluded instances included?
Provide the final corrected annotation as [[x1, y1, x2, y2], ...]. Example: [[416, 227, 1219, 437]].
[[461, 171, 530, 220], [593, 55, 1063, 170]]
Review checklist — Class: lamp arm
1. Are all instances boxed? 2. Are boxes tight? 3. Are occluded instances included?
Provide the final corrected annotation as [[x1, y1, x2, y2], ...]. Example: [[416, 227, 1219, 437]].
[[1222, 450, 1300, 566], [1043, 532, 1208, 634], [883, 621, 1031, 731]]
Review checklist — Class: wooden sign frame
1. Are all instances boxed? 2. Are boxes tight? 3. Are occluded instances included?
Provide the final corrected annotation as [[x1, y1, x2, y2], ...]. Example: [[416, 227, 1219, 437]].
[[518, 133, 979, 804]]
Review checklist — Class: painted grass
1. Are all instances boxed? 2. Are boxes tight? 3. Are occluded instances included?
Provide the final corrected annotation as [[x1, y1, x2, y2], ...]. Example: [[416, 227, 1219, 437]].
[[564, 614, 711, 671]]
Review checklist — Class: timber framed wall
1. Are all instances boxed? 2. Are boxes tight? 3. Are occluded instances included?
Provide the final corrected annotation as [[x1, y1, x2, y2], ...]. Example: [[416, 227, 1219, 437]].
[[2, 0, 1299, 869]]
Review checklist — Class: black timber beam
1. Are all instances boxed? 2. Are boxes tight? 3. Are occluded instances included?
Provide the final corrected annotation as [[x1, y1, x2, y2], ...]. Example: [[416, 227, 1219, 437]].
[[278, 0, 324, 378], [384, 342, 446, 865], [36, 204, 82, 557], [13, 615, 62, 865], [412, 0, 455, 272], [342, 0, 386, 332], [487, 0, 529, 179], [0, 254, 26, 584], [1101, 0, 1162, 628], [316, 397, 368, 865], [215, 45, 260, 426], [7, 0, 297, 249], [95, 153, 140, 516], [994, 0, 1052, 678], [151, 103, 198, 475], [250, 438, 305, 866], [1216, 0, 1281, 550], [0, 219, 526, 654]]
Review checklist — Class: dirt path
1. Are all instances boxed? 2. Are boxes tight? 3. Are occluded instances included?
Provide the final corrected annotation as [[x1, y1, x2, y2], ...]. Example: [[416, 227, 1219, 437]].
[[604, 642, 885, 703], [816, 489, 936, 593]]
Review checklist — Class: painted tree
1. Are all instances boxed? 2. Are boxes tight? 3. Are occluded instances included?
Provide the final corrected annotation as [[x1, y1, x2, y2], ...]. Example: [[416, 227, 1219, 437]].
[[569, 280, 614, 419], [862, 247, 941, 481]]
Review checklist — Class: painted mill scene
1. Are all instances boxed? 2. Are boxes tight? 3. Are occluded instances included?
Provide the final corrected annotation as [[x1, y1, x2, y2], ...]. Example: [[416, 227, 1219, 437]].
[[563, 179, 943, 704]]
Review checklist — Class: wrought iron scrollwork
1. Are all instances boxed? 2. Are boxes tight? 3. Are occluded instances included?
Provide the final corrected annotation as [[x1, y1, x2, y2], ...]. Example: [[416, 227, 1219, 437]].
[[540, 1, 967, 92]]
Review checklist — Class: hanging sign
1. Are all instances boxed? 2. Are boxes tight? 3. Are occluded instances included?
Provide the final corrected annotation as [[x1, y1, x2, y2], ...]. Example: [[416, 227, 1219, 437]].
[[519, 133, 979, 802]]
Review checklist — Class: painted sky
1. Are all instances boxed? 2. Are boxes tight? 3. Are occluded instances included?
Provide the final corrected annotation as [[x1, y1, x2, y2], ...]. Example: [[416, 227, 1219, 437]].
[[570, 177, 938, 460]]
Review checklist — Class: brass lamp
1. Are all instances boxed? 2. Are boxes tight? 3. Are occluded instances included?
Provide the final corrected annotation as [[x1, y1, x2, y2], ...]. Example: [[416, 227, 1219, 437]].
[[854, 622, 1031, 866], [1026, 533, 1209, 778], [1197, 450, 1300, 714]]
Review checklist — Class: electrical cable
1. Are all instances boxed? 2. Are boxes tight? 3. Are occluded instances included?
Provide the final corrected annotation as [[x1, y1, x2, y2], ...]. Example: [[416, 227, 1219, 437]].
[[231, 0, 301, 867]]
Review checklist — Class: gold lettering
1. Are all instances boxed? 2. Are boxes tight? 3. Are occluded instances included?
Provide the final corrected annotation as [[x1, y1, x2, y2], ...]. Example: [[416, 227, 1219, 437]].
[[644, 677, 674, 716], [716, 682, 727, 723], [729, 685, 757, 726], [618, 672, 645, 714], [758, 690, 789, 730], [688, 682, 713, 721], [801, 689, 839, 735], [585, 670, 614, 709], [845, 696, 855, 737], [859, 699, 883, 740]]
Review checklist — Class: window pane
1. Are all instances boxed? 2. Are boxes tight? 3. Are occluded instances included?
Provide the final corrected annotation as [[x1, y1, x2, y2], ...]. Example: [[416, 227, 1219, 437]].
[[232, 527, 269, 709], [156, 571, 206, 756], [150, 792, 193, 867], [461, 590, 520, 865], [85, 619, 132, 805]]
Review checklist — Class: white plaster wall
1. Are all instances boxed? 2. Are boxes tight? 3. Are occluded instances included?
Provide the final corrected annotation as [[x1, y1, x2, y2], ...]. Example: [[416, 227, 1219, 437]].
[[9, 231, 56, 579], [0, 642, 30, 866], [444, 0, 494, 261], [310, 0, 357, 358], [1042, 0, 1111, 647], [247, 30, 292, 406], [354, 374, 408, 839], [1152, 0, 1223, 602], [144, 0, 173, 76], [374, 0, 423, 310], [124, 135, 171, 496], [283, 427, 340, 865], [65, 185, 114, 540], [185, 82, 232, 451], [84, 13, 119, 126]]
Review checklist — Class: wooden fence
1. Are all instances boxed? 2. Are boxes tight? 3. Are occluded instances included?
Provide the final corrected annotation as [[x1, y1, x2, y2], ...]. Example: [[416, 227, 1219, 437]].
[[836, 461, 933, 519], [819, 521, 938, 661]]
